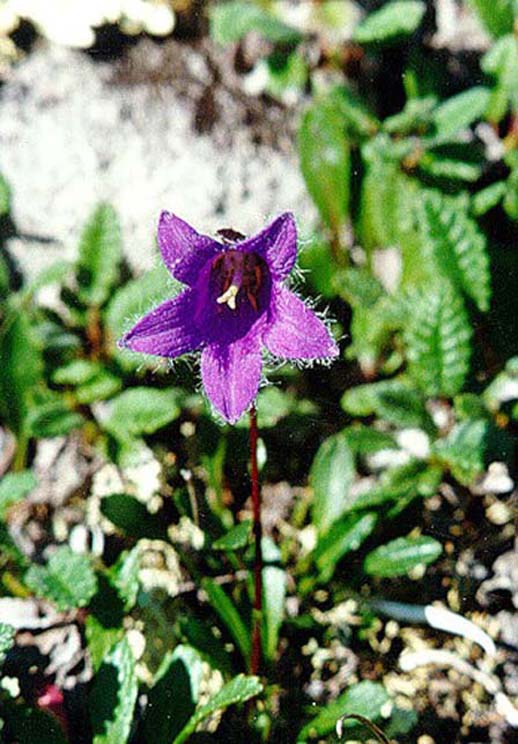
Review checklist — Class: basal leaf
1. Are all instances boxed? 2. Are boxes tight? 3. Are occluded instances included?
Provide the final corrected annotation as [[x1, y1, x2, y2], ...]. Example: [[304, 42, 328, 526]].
[[262, 565, 286, 661], [314, 512, 378, 583], [310, 432, 355, 534], [101, 494, 166, 540], [25, 546, 97, 611], [77, 203, 122, 306], [0, 470, 37, 519], [26, 401, 84, 438], [213, 520, 252, 551], [103, 387, 182, 440], [365, 535, 442, 577], [202, 578, 251, 662], [434, 419, 488, 485], [431, 87, 490, 143], [353, 1, 426, 44], [404, 282, 472, 397]]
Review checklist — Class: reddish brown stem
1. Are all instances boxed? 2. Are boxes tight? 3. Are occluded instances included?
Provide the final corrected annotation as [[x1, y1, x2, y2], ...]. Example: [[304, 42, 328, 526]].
[[249, 403, 262, 676]]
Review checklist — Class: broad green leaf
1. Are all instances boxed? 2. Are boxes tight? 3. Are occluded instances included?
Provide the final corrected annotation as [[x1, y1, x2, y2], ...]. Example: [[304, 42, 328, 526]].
[[0, 470, 37, 518], [52, 358, 103, 385], [262, 565, 286, 661], [472, 181, 506, 215], [202, 578, 251, 662], [108, 546, 140, 611], [468, 0, 516, 38], [209, 1, 301, 44], [173, 675, 262, 744], [353, 1, 425, 44], [0, 172, 10, 215], [23, 260, 72, 297], [178, 615, 233, 676], [101, 494, 166, 540], [365, 535, 442, 577], [314, 512, 378, 583], [342, 379, 432, 430], [342, 425, 397, 456], [26, 401, 84, 438], [299, 237, 335, 298], [213, 520, 252, 550], [434, 419, 488, 485], [333, 267, 384, 308], [351, 461, 442, 512], [405, 282, 472, 397], [431, 87, 490, 143], [484, 356, 518, 410], [299, 680, 389, 740], [75, 370, 122, 404], [482, 34, 518, 123], [264, 51, 307, 102], [85, 615, 124, 673], [310, 433, 355, 534], [417, 190, 491, 311], [298, 95, 350, 231], [90, 637, 138, 744], [103, 387, 182, 440], [77, 203, 122, 306], [141, 645, 203, 744], [25, 546, 97, 611], [329, 86, 379, 139], [383, 96, 437, 135], [0, 622, 15, 664]]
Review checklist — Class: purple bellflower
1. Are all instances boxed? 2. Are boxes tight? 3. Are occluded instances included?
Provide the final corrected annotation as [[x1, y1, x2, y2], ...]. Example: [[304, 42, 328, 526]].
[[119, 212, 338, 424]]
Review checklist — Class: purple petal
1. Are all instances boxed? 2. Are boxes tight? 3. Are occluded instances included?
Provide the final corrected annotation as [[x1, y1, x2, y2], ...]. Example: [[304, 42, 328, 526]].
[[201, 330, 263, 424], [119, 289, 203, 357], [158, 212, 223, 286], [263, 287, 338, 360], [238, 213, 297, 281]]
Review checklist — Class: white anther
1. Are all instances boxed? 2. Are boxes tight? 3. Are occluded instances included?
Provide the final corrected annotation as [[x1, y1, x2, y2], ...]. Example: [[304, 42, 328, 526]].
[[216, 284, 239, 310]]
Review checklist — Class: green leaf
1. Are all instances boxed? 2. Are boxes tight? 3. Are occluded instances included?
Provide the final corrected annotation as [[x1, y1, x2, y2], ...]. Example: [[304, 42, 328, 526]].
[[202, 578, 251, 662], [25, 546, 97, 611], [0, 172, 11, 216], [77, 203, 122, 306], [472, 181, 506, 215], [0, 470, 37, 519], [263, 51, 307, 102], [298, 237, 335, 298], [173, 675, 262, 744], [209, 1, 301, 44], [299, 680, 390, 740], [365, 535, 442, 577], [342, 379, 432, 430], [141, 645, 204, 744], [1, 703, 68, 744], [468, 0, 516, 38], [75, 370, 122, 404], [405, 282, 472, 397], [417, 190, 491, 311], [298, 95, 350, 231], [383, 96, 437, 135], [353, 1, 425, 44], [358, 140, 404, 250], [431, 87, 490, 143], [90, 637, 138, 744], [342, 426, 397, 456], [101, 494, 166, 540], [329, 86, 379, 139], [262, 565, 286, 661], [103, 387, 182, 440], [418, 153, 482, 182], [434, 419, 488, 485], [484, 356, 518, 411], [85, 615, 124, 673], [213, 520, 252, 550], [333, 267, 384, 308], [314, 512, 378, 583], [482, 35, 518, 123], [52, 359, 103, 385], [26, 401, 84, 438], [108, 546, 140, 611], [503, 164, 518, 219], [0, 622, 15, 664], [351, 461, 442, 512], [310, 433, 355, 534]]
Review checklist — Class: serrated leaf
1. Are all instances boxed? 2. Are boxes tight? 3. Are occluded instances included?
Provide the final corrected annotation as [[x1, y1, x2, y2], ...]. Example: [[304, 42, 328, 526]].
[[25, 546, 97, 611], [0, 172, 11, 216], [405, 282, 472, 397], [468, 0, 516, 38], [0, 622, 15, 664], [298, 95, 350, 231], [299, 680, 390, 740], [209, 1, 301, 44], [0, 470, 37, 518], [434, 419, 488, 484], [101, 494, 166, 540], [418, 191, 491, 311], [431, 87, 490, 143], [26, 401, 84, 438], [173, 675, 262, 744], [310, 433, 355, 534], [314, 512, 378, 583], [263, 565, 286, 661], [141, 645, 204, 744], [90, 637, 138, 744], [109, 546, 140, 611], [353, 1, 425, 44], [77, 203, 121, 306], [213, 520, 252, 550], [103, 387, 182, 440], [202, 578, 251, 662], [365, 535, 442, 577]]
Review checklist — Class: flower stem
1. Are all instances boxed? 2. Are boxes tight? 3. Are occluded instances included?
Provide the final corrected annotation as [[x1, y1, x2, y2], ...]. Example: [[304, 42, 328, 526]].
[[249, 403, 262, 676]]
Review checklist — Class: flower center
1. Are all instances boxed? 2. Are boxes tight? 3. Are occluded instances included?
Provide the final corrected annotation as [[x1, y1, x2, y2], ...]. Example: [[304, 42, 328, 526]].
[[212, 251, 264, 313]]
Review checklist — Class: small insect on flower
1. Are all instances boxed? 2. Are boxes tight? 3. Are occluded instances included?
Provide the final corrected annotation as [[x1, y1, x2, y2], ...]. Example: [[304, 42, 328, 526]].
[[119, 212, 339, 423]]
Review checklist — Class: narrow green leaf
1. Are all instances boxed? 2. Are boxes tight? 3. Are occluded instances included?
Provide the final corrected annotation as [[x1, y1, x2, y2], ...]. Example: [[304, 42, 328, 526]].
[[310, 433, 355, 534], [173, 675, 262, 744], [209, 1, 301, 44], [329, 86, 379, 139], [383, 96, 437, 135], [314, 512, 378, 583], [405, 282, 472, 397], [103, 387, 182, 440], [77, 203, 122, 306], [202, 578, 251, 662], [431, 87, 490, 142], [213, 520, 252, 550], [25, 546, 97, 611], [0, 470, 37, 518], [481, 34, 518, 123], [0, 622, 15, 664], [419, 153, 482, 182], [353, 1, 426, 44], [299, 680, 389, 740], [262, 565, 286, 661], [90, 637, 138, 744], [0, 172, 11, 216], [472, 181, 506, 215], [298, 96, 350, 230], [365, 536, 442, 577], [468, 0, 515, 38]]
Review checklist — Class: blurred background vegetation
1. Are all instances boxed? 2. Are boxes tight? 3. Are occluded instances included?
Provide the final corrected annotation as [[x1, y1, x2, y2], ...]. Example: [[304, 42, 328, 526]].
[[0, 1, 517, 742]]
